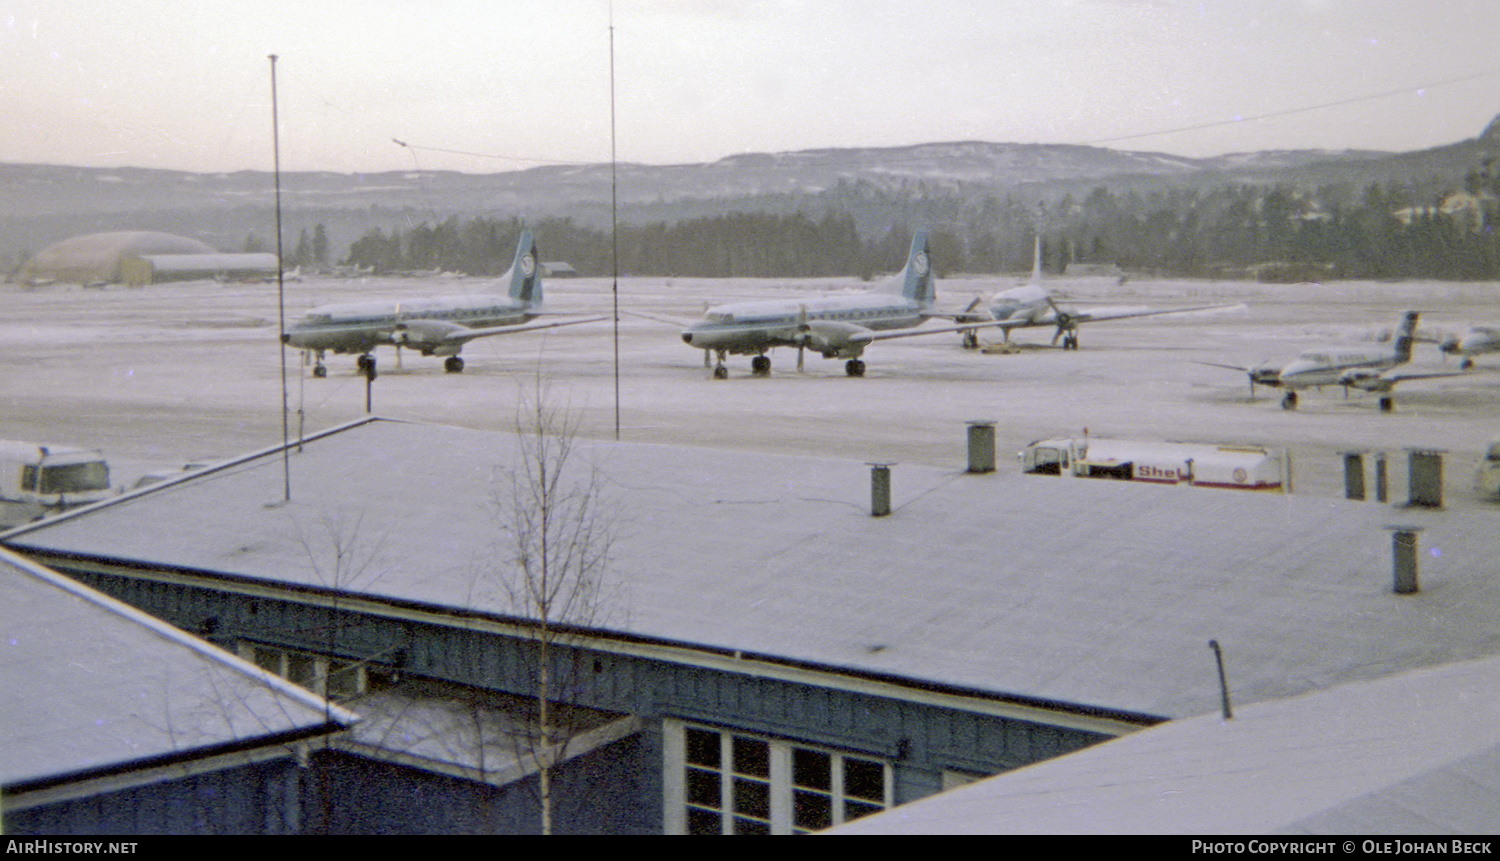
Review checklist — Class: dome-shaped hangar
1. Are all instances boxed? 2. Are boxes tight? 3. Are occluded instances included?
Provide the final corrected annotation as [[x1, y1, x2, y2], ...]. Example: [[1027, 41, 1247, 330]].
[[18, 231, 216, 286]]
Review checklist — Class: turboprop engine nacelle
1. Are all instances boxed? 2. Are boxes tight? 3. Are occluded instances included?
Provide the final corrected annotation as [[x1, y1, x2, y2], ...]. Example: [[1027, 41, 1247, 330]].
[[391, 320, 465, 355]]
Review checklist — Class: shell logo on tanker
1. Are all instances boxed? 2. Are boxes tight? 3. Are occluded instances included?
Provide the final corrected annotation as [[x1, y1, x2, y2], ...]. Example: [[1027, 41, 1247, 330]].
[[1136, 464, 1185, 481], [1233, 468, 1248, 484]]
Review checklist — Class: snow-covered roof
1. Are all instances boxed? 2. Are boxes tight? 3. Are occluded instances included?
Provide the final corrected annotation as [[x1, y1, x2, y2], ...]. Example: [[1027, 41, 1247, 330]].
[[831, 653, 1500, 834], [0, 546, 354, 790], [5, 417, 1499, 721]]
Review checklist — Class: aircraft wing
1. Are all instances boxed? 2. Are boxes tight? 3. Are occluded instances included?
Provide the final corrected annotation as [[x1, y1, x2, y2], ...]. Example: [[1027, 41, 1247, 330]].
[[622, 310, 693, 328], [1378, 366, 1471, 383], [444, 315, 610, 343], [851, 319, 1011, 344], [1072, 303, 1239, 324], [393, 315, 609, 349], [1337, 364, 1472, 392]]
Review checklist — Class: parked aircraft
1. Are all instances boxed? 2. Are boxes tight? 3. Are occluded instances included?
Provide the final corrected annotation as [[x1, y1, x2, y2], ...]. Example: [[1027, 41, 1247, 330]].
[[283, 231, 604, 376], [679, 233, 999, 378], [1441, 325, 1500, 369], [962, 237, 1231, 350], [1203, 311, 1467, 411]]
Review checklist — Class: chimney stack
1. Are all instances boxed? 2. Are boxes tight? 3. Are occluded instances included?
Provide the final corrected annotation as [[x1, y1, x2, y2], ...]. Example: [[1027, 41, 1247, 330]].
[[1407, 448, 1444, 508], [1386, 525, 1425, 594], [1342, 451, 1366, 500], [868, 463, 892, 517], [966, 421, 996, 474]]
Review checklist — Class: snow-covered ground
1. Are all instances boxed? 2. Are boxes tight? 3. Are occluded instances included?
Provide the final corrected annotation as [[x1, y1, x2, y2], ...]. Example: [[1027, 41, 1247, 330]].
[[2, 272, 1497, 508]]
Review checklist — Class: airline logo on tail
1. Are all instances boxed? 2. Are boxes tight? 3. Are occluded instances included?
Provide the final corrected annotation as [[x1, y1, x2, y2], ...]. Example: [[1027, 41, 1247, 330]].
[[898, 233, 935, 306], [506, 231, 542, 307]]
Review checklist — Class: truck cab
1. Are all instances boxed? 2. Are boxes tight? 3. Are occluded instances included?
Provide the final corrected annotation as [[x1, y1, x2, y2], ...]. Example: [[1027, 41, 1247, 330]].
[[0, 440, 113, 528]]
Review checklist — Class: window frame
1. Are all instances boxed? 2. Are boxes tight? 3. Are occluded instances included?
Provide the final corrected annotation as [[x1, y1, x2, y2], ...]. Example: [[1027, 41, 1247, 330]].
[[663, 719, 893, 835]]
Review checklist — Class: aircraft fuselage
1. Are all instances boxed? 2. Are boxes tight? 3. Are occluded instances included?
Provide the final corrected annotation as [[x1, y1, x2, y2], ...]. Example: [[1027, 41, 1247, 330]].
[[988, 284, 1056, 325], [1277, 349, 1396, 389], [682, 294, 927, 356], [286, 295, 532, 355]]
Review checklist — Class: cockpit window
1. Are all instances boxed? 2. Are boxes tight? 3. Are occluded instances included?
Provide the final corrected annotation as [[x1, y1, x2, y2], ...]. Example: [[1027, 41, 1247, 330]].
[[705, 312, 734, 325]]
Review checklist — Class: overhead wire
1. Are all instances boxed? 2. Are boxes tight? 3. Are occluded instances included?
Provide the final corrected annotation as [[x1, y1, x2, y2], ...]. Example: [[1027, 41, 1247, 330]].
[[1083, 69, 1499, 147]]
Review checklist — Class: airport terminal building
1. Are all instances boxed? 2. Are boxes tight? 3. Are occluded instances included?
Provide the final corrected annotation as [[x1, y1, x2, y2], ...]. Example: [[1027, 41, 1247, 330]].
[[5, 417, 1499, 834]]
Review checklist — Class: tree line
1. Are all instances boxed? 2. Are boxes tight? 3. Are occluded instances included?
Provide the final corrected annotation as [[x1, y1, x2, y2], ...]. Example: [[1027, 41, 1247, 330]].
[[335, 173, 1500, 281]]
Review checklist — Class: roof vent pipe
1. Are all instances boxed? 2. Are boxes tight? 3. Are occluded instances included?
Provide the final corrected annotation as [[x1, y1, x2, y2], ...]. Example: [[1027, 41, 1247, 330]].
[[868, 463, 892, 517], [1387, 525, 1424, 594], [1407, 448, 1444, 508], [1342, 451, 1366, 501], [1374, 452, 1388, 503], [966, 421, 996, 474]]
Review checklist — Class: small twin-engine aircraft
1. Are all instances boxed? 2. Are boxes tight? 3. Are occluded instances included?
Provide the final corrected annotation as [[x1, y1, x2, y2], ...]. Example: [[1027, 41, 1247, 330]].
[[679, 233, 1002, 378], [1440, 325, 1500, 369], [1202, 311, 1469, 411], [282, 231, 604, 377]]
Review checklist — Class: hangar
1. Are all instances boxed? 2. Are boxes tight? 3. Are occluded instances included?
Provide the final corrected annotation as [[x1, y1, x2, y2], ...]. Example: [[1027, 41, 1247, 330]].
[[15, 231, 277, 286], [4, 417, 1499, 833]]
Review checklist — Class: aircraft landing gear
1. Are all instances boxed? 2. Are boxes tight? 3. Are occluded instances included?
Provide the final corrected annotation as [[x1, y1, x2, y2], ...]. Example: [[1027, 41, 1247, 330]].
[[751, 355, 771, 376], [712, 364, 729, 379], [444, 356, 465, 373], [1062, 332, 1079, 350], [1379, 396, 1394, 412], [845, 359, 866, 377], [1281, 391, 1298, 410], [961, 330, 980, 351], [312, 362, 327, 378]]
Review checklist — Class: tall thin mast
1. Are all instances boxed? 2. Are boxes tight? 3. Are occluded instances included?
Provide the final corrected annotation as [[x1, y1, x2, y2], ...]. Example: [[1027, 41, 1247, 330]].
[[270, 54, 291, 502]]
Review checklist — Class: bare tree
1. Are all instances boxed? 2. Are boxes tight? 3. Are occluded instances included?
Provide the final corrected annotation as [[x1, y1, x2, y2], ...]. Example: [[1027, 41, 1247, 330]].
[[488, 379, 616, 834]]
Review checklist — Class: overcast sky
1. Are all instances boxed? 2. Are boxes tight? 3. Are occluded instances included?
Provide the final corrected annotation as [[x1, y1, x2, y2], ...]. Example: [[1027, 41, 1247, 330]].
[[5, 0, 1497, 175]]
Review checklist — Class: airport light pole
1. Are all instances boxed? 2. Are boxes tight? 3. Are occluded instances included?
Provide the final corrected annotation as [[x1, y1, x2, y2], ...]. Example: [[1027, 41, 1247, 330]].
[[270, 53, 291, 503]]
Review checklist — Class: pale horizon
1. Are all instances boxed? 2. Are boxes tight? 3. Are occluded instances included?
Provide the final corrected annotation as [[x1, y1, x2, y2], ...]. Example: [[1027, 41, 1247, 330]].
[[5, 1, 1497, 175]]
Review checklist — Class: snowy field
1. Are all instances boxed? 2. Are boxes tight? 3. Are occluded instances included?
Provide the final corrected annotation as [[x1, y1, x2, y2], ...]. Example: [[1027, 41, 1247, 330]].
[[2, 271, 1498, 509]]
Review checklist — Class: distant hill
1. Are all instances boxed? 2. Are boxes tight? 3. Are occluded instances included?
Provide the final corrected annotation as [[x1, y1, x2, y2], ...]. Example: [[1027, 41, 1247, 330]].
[[0, 117, 1494, 266]]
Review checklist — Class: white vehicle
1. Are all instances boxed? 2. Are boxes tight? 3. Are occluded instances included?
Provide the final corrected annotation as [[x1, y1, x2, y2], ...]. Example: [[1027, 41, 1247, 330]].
[[1476, 438, 1500, 500], [0, 440, 114, 528], [1019, 437, 1287, 492]]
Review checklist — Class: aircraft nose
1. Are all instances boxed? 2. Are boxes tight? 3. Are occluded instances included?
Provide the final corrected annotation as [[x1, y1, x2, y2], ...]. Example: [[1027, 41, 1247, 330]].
[[682, 330, 695, 345]]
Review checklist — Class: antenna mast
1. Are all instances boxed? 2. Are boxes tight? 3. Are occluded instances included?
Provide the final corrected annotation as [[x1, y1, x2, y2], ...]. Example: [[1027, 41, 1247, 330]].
[[609, 6, 621, 441], [270, 54, 291, 502]]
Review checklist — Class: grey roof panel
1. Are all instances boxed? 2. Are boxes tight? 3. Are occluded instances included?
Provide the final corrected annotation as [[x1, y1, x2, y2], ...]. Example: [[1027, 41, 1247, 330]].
[[5, 418, 1498, 721], [831, 654, 1500, 834], [0, 546, 354, 788]]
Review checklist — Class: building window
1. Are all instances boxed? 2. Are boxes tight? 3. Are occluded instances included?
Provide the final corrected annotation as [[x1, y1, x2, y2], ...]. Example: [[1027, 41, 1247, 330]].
[[238, 642, 368, 699], [665, 720, 892, 834]]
